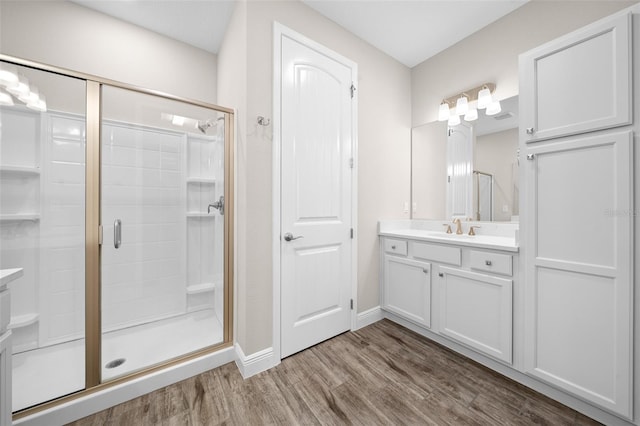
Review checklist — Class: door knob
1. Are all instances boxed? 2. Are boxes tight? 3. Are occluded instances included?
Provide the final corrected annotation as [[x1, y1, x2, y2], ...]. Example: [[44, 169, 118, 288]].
[[283, 232, 303, 242]]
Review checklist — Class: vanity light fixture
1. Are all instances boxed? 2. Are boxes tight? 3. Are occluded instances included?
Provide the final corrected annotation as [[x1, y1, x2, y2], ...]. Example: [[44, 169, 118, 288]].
[[0, 91, 14, 106], [171, 114, 186, 126], [18, 86, 39, 104], [0, 64, 18, 86], [477, 85, 493, 109], [438, 101, 450, 121], [438, 82, 497, 125], [26, 95, 47, 112], [455, 95, 469, 116], [6, 74, 30, 96], [448, 113, 461, 126], [486, 100, 502, 116], [464, 108, 478, 121], [0, 70, 47, 112]]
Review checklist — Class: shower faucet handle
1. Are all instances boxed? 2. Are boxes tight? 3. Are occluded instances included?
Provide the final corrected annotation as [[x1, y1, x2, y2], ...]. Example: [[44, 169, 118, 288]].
[[208, 196, 225, 215]]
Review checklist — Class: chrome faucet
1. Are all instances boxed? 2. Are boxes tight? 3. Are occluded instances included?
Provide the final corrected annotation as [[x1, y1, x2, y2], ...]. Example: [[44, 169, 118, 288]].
[[452, 218, 463, 235]]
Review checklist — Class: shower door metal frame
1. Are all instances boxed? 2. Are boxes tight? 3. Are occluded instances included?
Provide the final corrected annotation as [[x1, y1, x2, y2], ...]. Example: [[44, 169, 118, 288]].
[[1, 54, 235, 420]]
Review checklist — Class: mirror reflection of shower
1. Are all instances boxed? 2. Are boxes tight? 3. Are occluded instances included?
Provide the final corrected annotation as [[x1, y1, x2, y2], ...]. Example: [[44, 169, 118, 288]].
[[473, 171, 493, 221]]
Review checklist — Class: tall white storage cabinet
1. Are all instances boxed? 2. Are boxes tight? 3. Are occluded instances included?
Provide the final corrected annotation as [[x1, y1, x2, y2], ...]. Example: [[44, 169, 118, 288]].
[[520, 12, 634, 419]]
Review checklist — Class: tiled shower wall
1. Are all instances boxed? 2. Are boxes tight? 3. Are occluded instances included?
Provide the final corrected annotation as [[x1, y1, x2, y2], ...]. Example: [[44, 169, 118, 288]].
[[101, 124, 187, 330], [40, 114, 86, 347], [1, 107, 223, 352]]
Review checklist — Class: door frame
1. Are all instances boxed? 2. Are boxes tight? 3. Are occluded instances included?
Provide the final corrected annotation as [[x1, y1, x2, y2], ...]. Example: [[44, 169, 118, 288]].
[[272, 22, 358, 362]]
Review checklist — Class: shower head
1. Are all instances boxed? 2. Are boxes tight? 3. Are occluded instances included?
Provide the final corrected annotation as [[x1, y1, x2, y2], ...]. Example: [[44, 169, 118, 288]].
[[197, 121, 212, 134], [196, 117, 225, 134]]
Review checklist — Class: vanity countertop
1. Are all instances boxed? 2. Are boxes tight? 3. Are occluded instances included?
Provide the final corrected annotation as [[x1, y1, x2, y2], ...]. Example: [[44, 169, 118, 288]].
[[379, 220, 519, 253], [0, 268, 23, 289]]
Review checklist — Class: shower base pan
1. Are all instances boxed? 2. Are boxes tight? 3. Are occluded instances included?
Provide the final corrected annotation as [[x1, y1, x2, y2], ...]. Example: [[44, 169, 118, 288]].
[[12, 309, 222, 412]]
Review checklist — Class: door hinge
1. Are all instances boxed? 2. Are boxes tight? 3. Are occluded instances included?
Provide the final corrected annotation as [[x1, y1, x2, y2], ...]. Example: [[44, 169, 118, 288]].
[[350, 299, 354, 310], [98, 225, 103, 245], [350, 228, 354, 239], [349, 158, 354, 169], [350, 83, 356, 99]]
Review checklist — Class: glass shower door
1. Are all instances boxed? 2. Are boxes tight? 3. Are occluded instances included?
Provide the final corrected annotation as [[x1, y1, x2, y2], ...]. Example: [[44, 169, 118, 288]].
[[1, 61, 87, 411], [100, 85, 226, 381]]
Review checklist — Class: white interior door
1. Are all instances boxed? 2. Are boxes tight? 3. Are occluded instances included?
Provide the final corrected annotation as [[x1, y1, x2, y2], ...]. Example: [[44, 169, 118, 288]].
[[278, 28, 356, 358]]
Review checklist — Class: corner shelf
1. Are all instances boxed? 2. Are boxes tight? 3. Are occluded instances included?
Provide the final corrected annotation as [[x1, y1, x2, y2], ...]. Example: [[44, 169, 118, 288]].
[[0, 165, 40, 175], [186, 177, 215, 184], [186, 212, 216, 218], [186, 282, 217, 295], [9, 313, 39, 330], [0, 214, 40, 222]]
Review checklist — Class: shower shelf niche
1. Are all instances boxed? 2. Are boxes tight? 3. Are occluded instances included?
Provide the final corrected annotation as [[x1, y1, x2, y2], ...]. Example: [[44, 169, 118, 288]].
[[8, 313, 39, 330], [186, 177, 215, 184], [0, 165, 41, 175], [186, 212, 216, 218], [186, 282, 218, 295], [0, 214, 40, 222], [185, 133, 222, 316]]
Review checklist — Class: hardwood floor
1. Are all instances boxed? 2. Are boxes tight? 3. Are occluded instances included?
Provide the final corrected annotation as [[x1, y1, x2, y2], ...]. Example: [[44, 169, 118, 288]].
[[69, 319, 601, 425]]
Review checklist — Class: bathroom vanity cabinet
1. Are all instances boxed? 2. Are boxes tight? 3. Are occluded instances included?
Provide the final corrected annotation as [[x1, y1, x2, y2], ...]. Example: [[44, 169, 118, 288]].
[[519, 11, 634, 419], [0, 268, 22, 426], [380, 234, 517, 365]]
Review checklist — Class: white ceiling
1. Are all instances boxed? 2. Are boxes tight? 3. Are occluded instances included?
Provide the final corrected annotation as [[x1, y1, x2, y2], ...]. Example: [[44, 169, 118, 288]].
[[72, 0, 527, 68], [302, 1, 527, 67], [71, 0, 236, 54]]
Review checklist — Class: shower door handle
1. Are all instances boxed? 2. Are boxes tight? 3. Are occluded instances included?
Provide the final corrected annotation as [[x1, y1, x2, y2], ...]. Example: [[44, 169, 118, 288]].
[[114, 219, 122, 249]]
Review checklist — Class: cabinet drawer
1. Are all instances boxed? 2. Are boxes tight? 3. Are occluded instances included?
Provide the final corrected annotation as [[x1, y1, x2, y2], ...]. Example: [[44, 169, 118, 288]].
[[470, 251, 512, 276], [413, 242, 461, 266], [0, 291, 9, 333], [384, 238, 408, 256]]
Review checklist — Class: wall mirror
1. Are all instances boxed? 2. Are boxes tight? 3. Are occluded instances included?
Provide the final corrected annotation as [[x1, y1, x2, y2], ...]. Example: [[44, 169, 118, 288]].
[[411, 95, 519, 222]]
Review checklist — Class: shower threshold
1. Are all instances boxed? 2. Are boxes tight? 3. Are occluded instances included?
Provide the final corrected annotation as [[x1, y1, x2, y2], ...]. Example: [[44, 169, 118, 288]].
[[12, 308, 222, 412]]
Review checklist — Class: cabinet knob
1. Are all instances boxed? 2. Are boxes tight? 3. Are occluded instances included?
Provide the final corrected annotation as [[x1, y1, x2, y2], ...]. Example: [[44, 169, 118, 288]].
[[438, 273, 444, 277], [485, 260, 492, 266], [526, 127, 535, 135], [391, 245, 396, 250], [423, 268, 429, 274], [527, 154, 535, 161]]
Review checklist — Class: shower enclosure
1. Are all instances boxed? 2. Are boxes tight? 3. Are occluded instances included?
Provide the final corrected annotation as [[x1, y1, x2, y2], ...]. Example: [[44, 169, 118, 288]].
[[473, 171, 493, 221], [0, 57, 233, 416]]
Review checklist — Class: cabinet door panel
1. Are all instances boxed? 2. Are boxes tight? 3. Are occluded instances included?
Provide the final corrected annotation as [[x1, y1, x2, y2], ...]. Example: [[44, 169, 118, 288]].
[[383, 256, 431, 328], [533, 268, 616, 399], [524, 131, 633, 418], [439, 267, 512, 364], [520, 13, 631, 142], [0, 331, 11, 426]]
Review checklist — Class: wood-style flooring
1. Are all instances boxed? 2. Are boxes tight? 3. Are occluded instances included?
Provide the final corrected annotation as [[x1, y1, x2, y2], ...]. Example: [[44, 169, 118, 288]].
[[69, 319, 601, 425]]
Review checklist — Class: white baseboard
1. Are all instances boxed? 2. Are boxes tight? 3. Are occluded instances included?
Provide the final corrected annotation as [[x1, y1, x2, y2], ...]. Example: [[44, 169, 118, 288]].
[[15, 346, 236, 426], [355, 306, 383, 330], [235, 344, 278, 378]]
